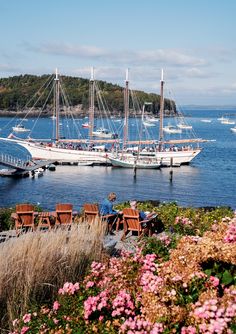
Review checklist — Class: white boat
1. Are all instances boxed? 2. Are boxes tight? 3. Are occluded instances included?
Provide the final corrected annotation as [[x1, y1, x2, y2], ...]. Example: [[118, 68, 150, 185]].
[[221, 118, 235, 125], [30, 168, 44, 178], [92, 127, 118, 138], [110, 156, 161, 169], [142, 120, 156, 127], [163, 125, 182, 134], [177, 123, 192, 130], [230, 127, 236, 133], [145, 116, 159, 122], [1, 69, 115, 165], [201, 119, 212, 123], [82, 122, 90, 128], [12, 124, 30, 132], [109, 70, 204, 168], [217, 116, 227, 121]]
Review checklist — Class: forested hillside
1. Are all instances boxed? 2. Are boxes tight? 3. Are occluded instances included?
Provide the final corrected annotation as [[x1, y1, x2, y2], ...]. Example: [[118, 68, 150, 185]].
[[0, 74, 176, 115]]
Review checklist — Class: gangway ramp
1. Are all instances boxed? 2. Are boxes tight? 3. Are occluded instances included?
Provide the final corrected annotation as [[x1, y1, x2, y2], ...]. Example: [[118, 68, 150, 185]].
[[0, 154, 55, 176]]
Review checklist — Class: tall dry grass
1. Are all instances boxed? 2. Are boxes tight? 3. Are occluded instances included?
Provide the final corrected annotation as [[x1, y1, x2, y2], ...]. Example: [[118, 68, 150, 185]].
[[0, 219, 106, 331]]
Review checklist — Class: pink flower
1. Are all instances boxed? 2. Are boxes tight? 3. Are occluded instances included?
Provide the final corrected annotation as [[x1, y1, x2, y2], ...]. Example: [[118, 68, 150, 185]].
[[20, 327, 30, 334], [86, 281, 95, 289], [22, 313, 31, 323], [53, 300, 60, 311], [210, 276, 220, 287], [58, 282, 80, 295]]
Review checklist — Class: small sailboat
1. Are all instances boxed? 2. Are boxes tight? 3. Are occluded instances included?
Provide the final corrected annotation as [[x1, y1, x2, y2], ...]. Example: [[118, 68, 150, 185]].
[[109, 156, 161, 169], [12, 124, 30, 132]]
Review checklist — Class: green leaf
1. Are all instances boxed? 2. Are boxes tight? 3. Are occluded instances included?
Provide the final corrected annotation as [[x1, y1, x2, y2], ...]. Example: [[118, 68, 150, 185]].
[[222, 270, 233, 285], [204, 269, 212, 277]]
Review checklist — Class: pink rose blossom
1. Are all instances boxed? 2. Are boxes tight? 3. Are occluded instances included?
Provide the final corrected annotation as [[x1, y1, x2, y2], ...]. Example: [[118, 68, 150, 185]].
[[22, 313, 31, 323], [53, 300, 60, 311]]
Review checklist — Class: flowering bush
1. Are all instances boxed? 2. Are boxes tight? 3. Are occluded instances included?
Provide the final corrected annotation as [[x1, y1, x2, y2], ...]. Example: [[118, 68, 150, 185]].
[[10, 214, 236, 334]]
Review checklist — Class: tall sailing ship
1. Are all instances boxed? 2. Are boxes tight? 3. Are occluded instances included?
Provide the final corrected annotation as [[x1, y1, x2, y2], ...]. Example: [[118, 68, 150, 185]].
[[0, 68, 206, 166], [0, 68, 119, 164], [109, 69, 205, 167]]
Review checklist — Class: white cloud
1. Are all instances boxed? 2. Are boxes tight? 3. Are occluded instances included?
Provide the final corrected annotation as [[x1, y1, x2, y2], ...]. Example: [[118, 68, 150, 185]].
[[23, 42, 207, 68]]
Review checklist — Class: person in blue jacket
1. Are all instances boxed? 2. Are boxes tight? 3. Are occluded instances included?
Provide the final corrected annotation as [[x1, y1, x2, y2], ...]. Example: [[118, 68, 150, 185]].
[[100, 192, 118, 216], [100, 192, 118, 234]]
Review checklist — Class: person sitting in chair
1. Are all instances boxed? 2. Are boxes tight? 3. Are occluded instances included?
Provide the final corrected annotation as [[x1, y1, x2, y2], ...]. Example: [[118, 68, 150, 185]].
[[100, 192, 119, 235], [129, 200, 158, 232]]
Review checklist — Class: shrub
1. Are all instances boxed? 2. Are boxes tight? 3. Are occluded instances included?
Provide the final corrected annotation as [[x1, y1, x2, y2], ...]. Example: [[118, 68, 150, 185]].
[[0, 219, 105, 330], [0, 207, 15, 231]]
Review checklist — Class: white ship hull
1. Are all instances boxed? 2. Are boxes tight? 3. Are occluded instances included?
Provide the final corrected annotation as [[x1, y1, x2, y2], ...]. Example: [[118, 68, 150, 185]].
[[155, 149, 201, 166], [111, 148, 201, 167], [2, 139, 109, 164]]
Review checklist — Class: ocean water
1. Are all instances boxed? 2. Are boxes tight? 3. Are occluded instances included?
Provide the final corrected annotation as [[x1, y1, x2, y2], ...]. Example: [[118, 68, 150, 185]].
[[0, 109, 236, 211]]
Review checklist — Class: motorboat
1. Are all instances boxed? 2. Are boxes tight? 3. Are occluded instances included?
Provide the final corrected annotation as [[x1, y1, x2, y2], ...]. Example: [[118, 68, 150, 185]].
[[221, 118, 235, 125], [163, 125, 182, 134], [82, 122, 90, 128], [92, 128, 118, 138], [201, 119, 212, 123], [217, 116, 227, 121], [145, 116, 159, 122], [177, 123, 192, 129], [230, 127, 236, 133], [30, 168, 44, 178], [142, 120, 156, 127], [12, 124, 30, 132]]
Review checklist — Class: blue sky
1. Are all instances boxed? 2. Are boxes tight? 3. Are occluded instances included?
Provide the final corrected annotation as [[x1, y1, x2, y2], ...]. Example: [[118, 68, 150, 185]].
[[0, 0, 236, 105]]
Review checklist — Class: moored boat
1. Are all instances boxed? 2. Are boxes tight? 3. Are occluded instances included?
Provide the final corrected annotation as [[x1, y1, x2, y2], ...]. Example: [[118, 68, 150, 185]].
[[177, 123, 193, 130], [1, 69, 117, 165], [12, 124, 30, 132], [221, 118, 235, 125], [109, 156, 161, 169], [163, 125, 182, 134], [92, 127, 118, 138]]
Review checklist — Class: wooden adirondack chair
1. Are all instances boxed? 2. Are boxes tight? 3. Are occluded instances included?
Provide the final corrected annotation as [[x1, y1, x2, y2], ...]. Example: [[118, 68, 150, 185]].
[[83, 203, 121, 234], [121, 208, 152, 240], [83, 203, 99, 223], [55, 203, 73, 227], [15, 204, 35, 235]]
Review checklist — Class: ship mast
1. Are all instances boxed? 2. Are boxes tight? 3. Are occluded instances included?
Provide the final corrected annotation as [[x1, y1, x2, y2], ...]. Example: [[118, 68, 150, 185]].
[[123, 68, 129, 150], [55, 68, 60, 142], [158, 69, 164, 149], [89, 67, 95, 139]]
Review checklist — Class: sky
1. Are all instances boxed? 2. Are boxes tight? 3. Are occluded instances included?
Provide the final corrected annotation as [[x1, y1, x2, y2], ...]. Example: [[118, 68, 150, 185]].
[[0, 0, 236, 105]]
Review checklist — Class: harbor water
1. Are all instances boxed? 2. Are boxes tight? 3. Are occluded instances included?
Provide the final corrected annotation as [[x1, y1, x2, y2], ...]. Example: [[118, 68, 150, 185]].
[[0, 108, 235, 211]]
